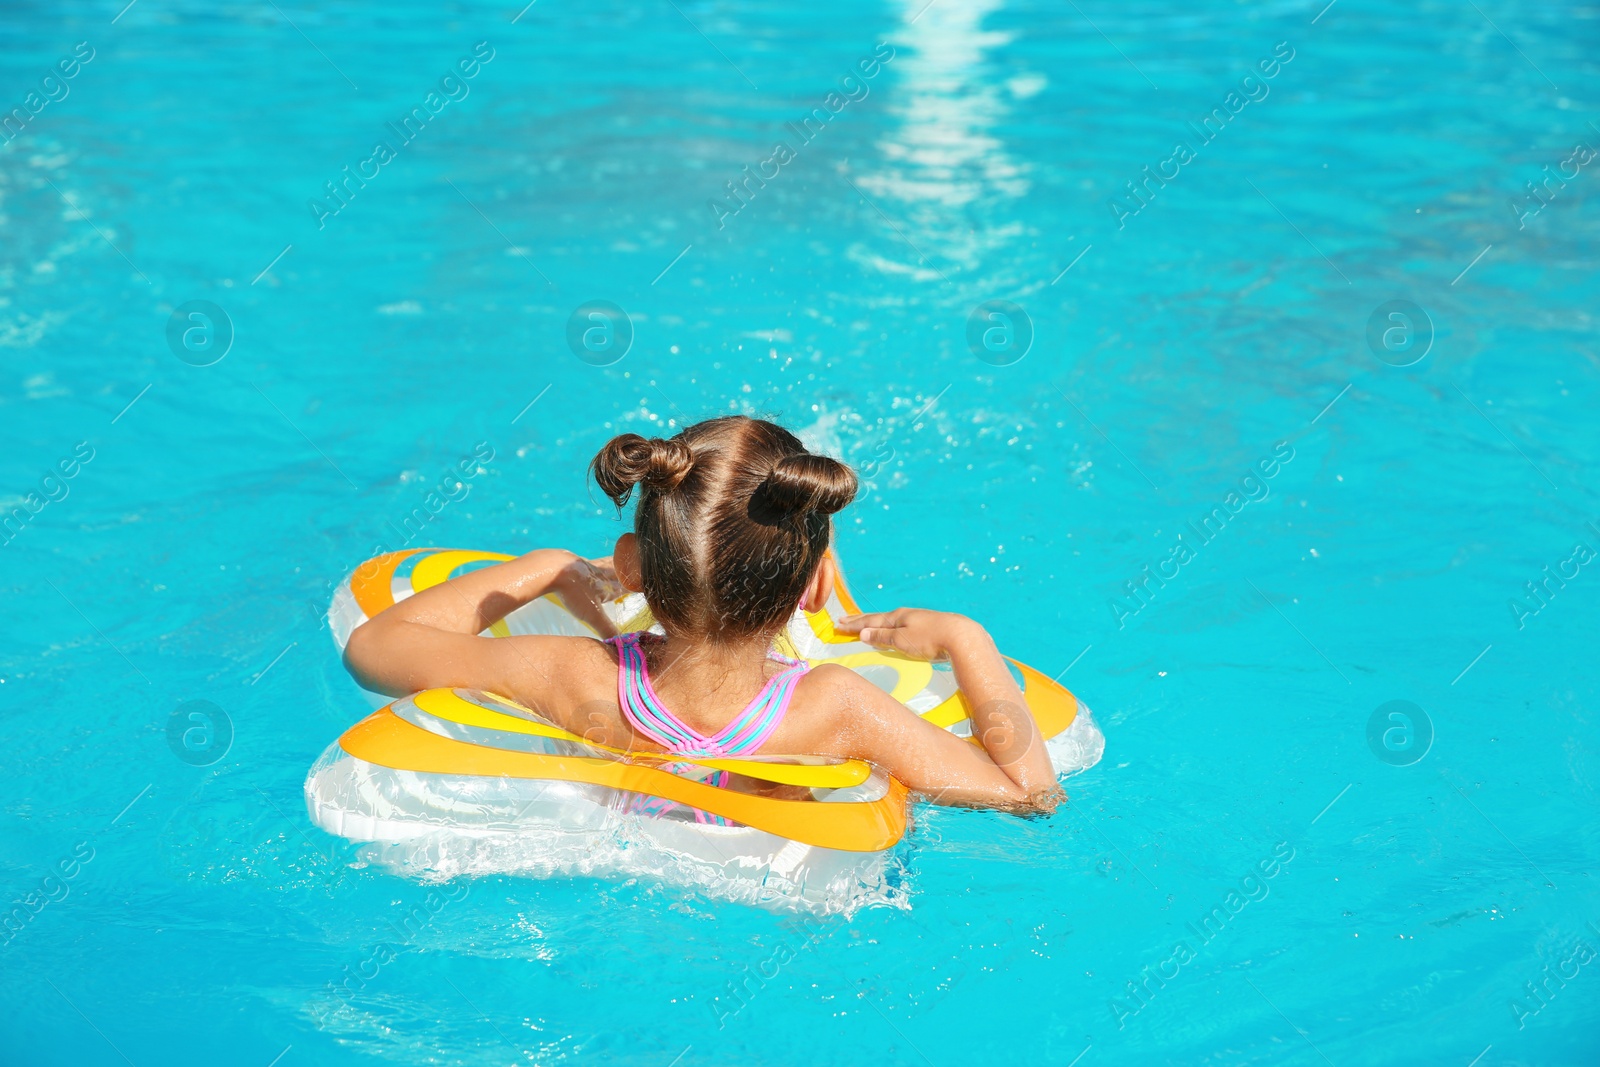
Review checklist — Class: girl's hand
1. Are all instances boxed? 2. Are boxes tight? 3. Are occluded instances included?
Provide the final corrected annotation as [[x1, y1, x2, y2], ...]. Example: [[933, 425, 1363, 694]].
[[568, 555, 624, 599], [833, 609, 980, 662], [550, 554, 625, 638]]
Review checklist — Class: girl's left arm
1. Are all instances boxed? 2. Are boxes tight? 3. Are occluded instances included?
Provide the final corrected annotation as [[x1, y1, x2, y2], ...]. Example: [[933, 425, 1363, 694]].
[[342, 549, 614, 698], [832, 608, 1060, 804]]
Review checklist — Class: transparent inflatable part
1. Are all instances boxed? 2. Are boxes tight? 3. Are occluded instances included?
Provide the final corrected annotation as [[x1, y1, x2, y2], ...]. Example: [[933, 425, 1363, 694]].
[[304, 699, 1101, 916], [326, 580, 366, 652], [305, 743, 910, 916], [1048, 700, 1105, 776], [928, 682, 1105, 779]]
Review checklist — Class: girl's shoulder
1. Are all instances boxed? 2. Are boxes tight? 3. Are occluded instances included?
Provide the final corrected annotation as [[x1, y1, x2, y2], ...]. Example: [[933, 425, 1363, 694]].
[[494, 632, 625, 738], [795, 660, 860, 694], [797, 661, 902, 705], [777, 661, 925, 759], [787, 661, 897, 729], [502, 632, 618, 697]]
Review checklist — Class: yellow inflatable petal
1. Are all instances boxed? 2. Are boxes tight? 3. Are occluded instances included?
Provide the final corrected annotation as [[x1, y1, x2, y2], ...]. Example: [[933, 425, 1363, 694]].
[[341, 704, 906, 852]]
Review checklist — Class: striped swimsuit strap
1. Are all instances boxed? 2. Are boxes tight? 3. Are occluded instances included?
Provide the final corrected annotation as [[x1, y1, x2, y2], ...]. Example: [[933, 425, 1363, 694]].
[[606, 631, 809, 758]]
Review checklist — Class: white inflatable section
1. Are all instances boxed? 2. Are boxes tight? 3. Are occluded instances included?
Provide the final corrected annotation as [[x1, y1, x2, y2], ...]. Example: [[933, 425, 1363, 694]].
[[305, 708, 1104, 915], [305, 744, 909, 915]]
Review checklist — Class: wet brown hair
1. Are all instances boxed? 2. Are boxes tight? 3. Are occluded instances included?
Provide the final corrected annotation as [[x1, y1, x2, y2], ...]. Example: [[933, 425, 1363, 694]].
[[591, 416, 857, 642]]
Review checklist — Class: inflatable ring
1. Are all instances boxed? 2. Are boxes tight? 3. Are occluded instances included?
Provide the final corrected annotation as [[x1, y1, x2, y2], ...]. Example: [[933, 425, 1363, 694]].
[[306, 548, 1104, 902]]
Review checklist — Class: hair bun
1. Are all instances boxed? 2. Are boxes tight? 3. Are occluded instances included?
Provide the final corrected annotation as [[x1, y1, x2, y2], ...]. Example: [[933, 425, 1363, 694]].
[[759, 453, 858, 518], [591, 433, 694, 507]]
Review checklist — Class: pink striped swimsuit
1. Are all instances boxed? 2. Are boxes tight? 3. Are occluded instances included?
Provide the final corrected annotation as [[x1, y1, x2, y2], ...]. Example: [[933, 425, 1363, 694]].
[[605, 631, 810, 825], [606, 630, 809, 758]]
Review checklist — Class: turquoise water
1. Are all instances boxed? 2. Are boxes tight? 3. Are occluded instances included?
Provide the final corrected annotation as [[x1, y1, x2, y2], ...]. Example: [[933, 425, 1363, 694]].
[[4, 0, 1599, 1062]]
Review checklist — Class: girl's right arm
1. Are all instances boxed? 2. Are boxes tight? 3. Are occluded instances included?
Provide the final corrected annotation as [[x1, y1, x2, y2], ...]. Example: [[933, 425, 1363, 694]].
[[824, 609, 1064, 813], [342, 549, 614, 701]]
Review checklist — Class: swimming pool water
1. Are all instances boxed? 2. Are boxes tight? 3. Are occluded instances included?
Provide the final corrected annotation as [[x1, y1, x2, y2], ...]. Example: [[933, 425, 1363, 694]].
[[3, 0, 1598, 1063]]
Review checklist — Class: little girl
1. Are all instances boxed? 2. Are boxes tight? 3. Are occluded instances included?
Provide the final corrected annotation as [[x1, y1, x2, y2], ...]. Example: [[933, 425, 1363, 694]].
[[343, 416, 1062, 813]]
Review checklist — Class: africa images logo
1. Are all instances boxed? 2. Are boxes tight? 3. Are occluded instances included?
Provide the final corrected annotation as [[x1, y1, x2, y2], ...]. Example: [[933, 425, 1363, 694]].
[[565, 301, 635, 367], [966, 300, 1034, 367], [166, 700, 234, 767], [165, 300, 234, 366]]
